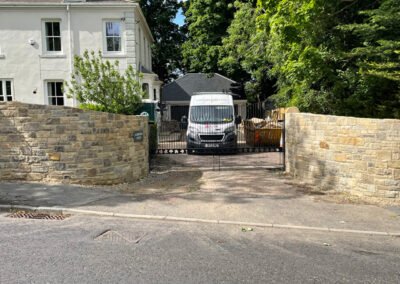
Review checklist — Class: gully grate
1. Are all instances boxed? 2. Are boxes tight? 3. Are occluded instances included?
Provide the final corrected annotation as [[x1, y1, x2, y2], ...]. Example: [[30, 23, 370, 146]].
[[7, 211, 70, 220]]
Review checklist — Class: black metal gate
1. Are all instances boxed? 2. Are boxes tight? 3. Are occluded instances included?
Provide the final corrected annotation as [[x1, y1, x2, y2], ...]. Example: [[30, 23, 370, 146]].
[[155, 102, 285, 169]]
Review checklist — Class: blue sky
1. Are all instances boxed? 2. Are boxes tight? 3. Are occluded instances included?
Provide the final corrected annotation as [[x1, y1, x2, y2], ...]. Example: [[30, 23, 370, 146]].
[[173, 8, 185, 26]]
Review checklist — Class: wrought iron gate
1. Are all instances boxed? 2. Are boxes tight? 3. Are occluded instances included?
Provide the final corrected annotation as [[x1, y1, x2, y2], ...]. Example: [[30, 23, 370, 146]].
[[156, 102, 285, 157]]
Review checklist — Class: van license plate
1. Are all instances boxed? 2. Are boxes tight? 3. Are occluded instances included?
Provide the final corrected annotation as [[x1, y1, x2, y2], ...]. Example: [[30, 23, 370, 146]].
[[205, 144, 219, 148]]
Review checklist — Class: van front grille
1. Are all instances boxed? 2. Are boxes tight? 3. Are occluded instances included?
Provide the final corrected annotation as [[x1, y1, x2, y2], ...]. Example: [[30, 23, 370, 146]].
[[200, 135, 224, 141]]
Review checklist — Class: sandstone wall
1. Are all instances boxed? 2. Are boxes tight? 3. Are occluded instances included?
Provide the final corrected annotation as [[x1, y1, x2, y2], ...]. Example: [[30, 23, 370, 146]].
[[286, 113, 400, 199], [0, 102, 148, 185]]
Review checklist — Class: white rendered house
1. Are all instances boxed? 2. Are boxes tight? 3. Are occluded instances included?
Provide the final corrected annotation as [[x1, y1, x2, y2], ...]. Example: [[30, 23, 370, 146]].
[[0, 0, 162, 107]]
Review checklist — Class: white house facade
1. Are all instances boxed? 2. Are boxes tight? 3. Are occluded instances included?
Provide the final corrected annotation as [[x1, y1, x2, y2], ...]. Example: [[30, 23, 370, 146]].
[[0, 0, 162, 107]]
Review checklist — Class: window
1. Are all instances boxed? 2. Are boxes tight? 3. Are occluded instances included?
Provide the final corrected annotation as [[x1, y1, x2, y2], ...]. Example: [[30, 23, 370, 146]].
[[189, 106, 234, 124], [153, 89, 157, 101], [44, 21, 61, 52], [47, 82, 64, 106], [142, 83, 149, 99], [0, 80, 13, 102], [105, 21, 122, 52]]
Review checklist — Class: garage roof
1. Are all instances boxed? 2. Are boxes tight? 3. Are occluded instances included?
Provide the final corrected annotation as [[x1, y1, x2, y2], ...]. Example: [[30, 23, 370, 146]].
[[162, 73, 244, 102]]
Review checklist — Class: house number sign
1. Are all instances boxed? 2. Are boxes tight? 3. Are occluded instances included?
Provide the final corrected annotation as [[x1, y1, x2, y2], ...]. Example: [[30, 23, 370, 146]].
[[132, 131, 144, 142]]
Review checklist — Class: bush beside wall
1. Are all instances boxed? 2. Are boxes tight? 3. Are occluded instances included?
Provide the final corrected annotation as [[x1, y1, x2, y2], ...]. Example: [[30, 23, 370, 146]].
[[286, 113, 400, 199], [0, 102, 149, 185]]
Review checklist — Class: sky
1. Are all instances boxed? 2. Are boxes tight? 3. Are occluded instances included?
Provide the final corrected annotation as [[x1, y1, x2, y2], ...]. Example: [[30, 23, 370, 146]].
[[173, 8, 185, 26]]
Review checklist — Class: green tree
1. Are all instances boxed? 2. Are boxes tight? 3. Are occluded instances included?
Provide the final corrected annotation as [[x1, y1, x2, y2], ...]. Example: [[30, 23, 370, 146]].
[[256, 0, 400, 118], [140, 0, 185, 83], [219, 0, 274, 102], [66, 50, 144, 115], [256, 0, 341, 113], [182, 0, 236, 73], [339, 0, 400, 117]]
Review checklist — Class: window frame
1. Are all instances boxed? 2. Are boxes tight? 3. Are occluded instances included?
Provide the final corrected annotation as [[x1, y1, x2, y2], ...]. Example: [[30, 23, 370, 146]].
[[103, 20, 125, 55], [142, 83, 149, 100], [0, 79, 14, 102], [45, 81, 65, 106], [42, 19, 63, 55]]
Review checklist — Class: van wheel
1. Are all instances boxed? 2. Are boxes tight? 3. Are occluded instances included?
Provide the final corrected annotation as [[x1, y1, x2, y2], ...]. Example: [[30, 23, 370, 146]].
[[187, 149, 194, 155]]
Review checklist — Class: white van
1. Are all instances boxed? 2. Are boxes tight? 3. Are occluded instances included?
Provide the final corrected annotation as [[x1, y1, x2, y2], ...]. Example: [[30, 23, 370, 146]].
[[186, 93, 238, 153]]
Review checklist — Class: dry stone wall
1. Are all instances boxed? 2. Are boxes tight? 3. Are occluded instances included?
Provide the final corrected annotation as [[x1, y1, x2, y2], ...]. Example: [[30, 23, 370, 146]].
[[0, 102, 149, 185], [286, 113, 400, 199]]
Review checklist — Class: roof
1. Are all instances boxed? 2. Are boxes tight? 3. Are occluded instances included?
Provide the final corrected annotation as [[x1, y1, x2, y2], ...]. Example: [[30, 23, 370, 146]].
[[0, 0, 136, 4], [162, 73, 245, 102]]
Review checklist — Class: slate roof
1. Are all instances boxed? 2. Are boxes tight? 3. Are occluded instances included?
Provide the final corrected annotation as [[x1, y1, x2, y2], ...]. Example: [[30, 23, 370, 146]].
[[162, 73, 245, 102]]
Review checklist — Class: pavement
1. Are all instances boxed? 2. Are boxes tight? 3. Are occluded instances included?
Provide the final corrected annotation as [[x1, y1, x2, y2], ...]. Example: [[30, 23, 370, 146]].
[[1, 164, 400, 235]]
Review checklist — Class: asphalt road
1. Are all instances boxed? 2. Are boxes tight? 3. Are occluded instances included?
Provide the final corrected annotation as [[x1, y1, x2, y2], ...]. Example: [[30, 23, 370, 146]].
[[1, 213, 400, 284]]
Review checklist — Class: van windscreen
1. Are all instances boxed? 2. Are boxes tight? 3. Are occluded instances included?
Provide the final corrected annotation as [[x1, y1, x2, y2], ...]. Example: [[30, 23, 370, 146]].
[[190, 106, 233, 124]]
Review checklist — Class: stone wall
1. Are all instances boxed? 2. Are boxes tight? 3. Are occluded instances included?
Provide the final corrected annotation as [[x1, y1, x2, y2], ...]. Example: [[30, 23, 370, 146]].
[[0, 102, 149, 185], [286, 113, 400, 199]]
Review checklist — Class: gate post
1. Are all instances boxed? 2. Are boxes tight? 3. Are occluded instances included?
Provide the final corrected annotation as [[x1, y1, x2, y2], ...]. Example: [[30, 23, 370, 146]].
[[282, 114, 286, 171]]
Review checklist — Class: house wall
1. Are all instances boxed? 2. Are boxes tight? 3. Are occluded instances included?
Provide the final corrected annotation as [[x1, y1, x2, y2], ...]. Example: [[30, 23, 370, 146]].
[[0, 4, 157, 107], [285, 113, 400, 199], [0, 102, 149, 185]]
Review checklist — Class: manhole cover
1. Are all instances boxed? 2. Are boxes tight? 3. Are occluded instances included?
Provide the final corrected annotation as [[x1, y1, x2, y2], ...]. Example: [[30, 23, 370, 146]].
[[95, 229, 146, 244], [7, 211, 70, 220]]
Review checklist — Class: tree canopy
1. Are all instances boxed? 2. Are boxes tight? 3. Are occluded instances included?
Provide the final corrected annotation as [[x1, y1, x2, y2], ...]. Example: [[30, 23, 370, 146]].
[[140, 0, 185, 83], [219, 0, 274, 102], [182, 0, 236, 73], [180, 0, 400, 118]]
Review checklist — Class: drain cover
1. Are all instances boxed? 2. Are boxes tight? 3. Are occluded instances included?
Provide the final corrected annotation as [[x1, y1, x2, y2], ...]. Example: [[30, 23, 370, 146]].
[[95, 229, 145, 244], [7, 211, 70, 220]]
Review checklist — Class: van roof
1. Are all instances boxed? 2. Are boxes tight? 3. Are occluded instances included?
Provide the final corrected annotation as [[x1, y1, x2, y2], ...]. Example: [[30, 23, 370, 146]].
[[190, 94, 233, 106]]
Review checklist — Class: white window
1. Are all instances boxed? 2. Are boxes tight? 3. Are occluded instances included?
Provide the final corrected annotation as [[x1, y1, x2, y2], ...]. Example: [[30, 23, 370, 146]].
[[0, 79, 13, 102], [104, 21, 122, 52], [142, 83, 149, 99], [44, 21, 62, 52], [47, 81, 64, 106]]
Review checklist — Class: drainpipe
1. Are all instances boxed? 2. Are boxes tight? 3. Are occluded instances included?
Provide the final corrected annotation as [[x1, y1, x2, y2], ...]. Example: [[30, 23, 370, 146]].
[[66, 4, 76, 107]]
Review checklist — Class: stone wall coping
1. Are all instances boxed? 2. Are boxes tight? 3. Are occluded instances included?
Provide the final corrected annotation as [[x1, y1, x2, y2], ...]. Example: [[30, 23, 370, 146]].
[[286, 112, 400, 123], [0, 101, 148, 121]]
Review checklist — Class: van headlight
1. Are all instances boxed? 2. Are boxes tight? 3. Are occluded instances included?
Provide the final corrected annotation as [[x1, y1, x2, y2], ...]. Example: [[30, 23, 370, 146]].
[[188, 126, 197, 135], [187, 127, 198, 140], [224, 126, 235, 134]]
